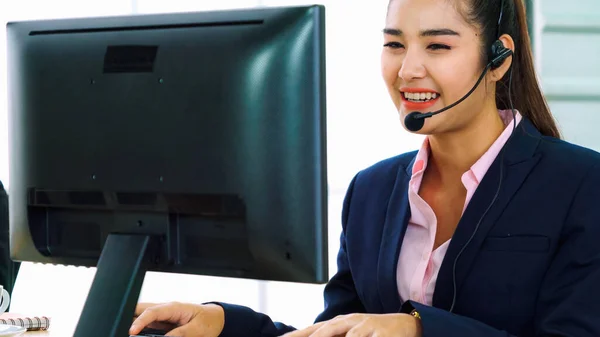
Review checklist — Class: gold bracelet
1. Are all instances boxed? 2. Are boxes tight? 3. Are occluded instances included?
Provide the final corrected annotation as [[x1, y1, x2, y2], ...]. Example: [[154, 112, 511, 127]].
[[410, 309, 421, 320]]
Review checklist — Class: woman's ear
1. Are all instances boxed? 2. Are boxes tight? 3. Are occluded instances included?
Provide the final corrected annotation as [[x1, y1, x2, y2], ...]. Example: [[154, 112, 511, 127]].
[[490, 34, 516, 81]]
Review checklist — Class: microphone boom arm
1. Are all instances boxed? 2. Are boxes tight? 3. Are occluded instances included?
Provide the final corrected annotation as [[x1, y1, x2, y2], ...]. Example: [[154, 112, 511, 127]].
[[413, 63, 493, 120]]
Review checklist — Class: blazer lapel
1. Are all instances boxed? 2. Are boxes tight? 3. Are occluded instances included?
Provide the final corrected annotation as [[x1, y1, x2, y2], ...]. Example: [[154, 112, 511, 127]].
[[377, 155, 414, 312], [432, 119, 542, 311]]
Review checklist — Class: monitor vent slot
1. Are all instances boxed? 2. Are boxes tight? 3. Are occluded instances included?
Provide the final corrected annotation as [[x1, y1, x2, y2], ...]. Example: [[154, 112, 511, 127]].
[[29, 20, 264, 36], [68, 191, 106, 206]]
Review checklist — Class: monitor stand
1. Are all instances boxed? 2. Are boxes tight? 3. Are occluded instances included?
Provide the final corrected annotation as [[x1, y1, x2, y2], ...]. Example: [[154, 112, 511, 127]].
[[73, 233, 160, 337]]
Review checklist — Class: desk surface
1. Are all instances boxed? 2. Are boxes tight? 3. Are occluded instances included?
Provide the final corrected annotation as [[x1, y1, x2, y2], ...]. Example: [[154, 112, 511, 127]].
[[24, 326, 122, 336], [23, 325, 138, 336], [25, 328, 67, 336], [19, 318, 141, 336], [23, 321, 74, 336]]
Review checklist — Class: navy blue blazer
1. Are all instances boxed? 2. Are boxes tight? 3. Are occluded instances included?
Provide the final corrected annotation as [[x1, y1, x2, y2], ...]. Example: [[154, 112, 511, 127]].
[[216, 118, 600, 337]]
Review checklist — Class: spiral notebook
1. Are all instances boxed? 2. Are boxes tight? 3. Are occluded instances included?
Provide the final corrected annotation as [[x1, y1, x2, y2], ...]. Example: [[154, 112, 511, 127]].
[[0, 313, 51, 331]]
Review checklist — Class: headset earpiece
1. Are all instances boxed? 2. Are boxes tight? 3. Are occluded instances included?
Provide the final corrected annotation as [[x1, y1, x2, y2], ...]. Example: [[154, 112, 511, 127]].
[[489, 39, 513, 70]]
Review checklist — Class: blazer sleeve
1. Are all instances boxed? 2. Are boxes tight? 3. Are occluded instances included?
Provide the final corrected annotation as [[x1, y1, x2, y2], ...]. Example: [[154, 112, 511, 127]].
[[215, 175, 366, 337], [399, 163, 600, 337]]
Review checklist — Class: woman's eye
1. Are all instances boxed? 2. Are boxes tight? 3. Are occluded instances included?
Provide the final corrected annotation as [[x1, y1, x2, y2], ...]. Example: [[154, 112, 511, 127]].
[[383, 42, 404, 49], [428, 44, 451, 51]]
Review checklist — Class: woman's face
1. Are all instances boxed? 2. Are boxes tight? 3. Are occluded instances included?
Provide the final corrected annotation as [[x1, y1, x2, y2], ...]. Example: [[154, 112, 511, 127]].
[[382, 0, 492, 134]]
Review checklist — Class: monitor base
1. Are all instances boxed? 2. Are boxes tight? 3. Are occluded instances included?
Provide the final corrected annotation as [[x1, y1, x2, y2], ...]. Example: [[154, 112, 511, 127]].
[[74, 233, 159, 337]]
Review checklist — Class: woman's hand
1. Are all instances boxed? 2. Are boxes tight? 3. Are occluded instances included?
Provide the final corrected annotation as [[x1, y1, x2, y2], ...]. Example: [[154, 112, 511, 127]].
[[281, 313, 422, 337], [130, 302, 225, 337]]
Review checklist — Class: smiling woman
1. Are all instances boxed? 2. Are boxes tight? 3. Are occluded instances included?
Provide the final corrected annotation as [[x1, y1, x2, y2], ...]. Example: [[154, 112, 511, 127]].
[[130, 0, 600, 336]]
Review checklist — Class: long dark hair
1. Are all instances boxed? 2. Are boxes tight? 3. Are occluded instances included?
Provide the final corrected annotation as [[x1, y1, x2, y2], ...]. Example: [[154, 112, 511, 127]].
[[465, 0, 561, 138], [387, 0, 562, 138]]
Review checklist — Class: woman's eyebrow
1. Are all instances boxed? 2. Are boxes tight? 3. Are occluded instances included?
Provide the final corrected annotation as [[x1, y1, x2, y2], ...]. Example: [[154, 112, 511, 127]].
[[382, 27, 461, 37]]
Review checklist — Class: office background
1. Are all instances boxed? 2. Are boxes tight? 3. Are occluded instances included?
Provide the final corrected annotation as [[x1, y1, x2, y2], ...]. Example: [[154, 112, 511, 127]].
[[0, 0, 598, 330]]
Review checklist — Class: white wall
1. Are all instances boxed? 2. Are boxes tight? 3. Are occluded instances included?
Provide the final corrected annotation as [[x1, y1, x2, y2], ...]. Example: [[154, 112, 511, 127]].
[[537, 0, 600, 149], [1, 0, 423, 332]]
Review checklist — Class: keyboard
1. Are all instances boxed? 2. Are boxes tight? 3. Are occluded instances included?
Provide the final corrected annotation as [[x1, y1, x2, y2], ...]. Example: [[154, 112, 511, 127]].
[[129, 327, 169, 336]]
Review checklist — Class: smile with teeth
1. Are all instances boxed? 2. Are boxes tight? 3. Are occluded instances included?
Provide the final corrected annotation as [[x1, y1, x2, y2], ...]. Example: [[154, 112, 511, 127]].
[[402, 92, 439, 102]]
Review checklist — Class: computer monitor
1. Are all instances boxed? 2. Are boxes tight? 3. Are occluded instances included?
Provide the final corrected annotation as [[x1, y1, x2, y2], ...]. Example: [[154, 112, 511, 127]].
[[7, 5, 327, 336]]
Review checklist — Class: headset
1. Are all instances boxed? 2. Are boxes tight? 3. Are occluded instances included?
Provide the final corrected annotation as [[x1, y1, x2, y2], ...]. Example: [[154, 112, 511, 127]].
[[447, 0, 517, 314], [398, 0, 517, 314]]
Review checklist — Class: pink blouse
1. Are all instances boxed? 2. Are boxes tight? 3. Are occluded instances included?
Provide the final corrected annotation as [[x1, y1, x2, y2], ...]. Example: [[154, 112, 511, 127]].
[[396, 109, 522, 305]]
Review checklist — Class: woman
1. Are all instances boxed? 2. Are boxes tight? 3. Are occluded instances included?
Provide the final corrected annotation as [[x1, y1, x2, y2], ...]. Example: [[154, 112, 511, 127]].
[[130, 0, 600, 336]]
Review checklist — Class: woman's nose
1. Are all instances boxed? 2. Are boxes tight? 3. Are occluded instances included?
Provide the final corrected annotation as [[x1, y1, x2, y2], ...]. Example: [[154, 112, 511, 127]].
[[398, 50, 426, 81]]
